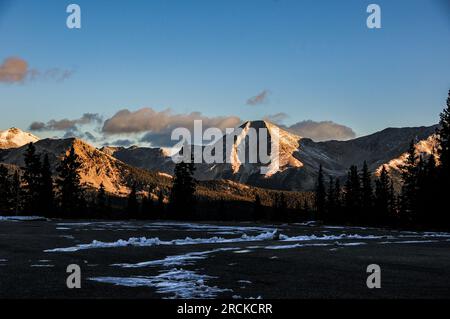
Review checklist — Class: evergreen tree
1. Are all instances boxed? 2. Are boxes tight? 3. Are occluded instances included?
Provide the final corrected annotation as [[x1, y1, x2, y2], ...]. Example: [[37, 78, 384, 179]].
[[96, 182, 107, 216], [0, 165, 11, 213], [375, 166, 391, 225], [40, 154, 55, 217], [10, 170, 22, 215], [400, 140, 418, 224], [141, 188, 154, 220], [56, 146, 84, 217], [315, 165, 326, 221], [437, 90, 450, 227], [361, 161, 374, 224], [253, 194, 264, 221], [276, 193, 287, 221], [302, 198, 310, 215], [22, 143, 42, 213], [334, 178, 342, 222], [157, 189, 165, 217], [388, 180, 397, 221], [170, 159, 197, 219], [437, 90, 450, 179], [326, 176, 335, 223], [127, 183, 139, 218], [417, 154, 438, 226], [344, 165, 361, 224]]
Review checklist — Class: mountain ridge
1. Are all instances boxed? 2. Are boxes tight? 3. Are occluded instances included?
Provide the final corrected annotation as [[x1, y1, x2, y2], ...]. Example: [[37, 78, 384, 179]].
[[0, 122, 439, 193]]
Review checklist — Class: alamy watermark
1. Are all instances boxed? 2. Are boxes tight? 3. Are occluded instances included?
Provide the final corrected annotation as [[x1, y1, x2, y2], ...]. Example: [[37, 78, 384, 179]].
[[367, 4, 382, 29], [66, 264, 81, 289], [366, 264, 381, 289], [66, 4, 81, 29]]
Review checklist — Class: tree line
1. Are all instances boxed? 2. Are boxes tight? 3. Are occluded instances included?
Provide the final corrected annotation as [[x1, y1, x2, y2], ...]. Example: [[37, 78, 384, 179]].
[[0, 144, 86, 217], [2, 90, 449, 226], [0, 142, 196, 219], [315, 90, 450, 230]]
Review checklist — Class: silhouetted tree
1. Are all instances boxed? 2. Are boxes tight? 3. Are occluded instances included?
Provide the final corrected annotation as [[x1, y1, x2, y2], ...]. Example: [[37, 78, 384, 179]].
[[437, 90, 450, 179], [416, 154, 438, 227], [333, 178, 342, 222], [437, 90, 450, 227], [10, 171, 22, 215], [170, 159, 197, 219], [253, 194, 264, 221], [157, 189, 165, 217], [141, 186, 155, 219], [57, 146, 84, 217], [344, 165, 361, 223], [375, 166, 392, 225], [96, 182, 107, 216], [39, 154, 55, 217], [325, 176, 335, 223], [315, 165, 326, 221], [400, 141, 418, 224], [22, 143, 42, 213], [302, 198, 311, 219], [0, 165, 11, 213], [275, 193, 287, 221], [361, 161, 373, 224], [127, 183, 139, 218]]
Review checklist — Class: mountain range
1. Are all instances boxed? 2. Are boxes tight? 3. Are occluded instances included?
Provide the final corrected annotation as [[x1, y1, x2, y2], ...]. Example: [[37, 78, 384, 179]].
[[0, 121, 439, 196]]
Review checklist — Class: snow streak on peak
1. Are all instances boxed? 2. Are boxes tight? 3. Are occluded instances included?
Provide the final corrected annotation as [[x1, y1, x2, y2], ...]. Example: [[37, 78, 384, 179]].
[[0, 127, 39, 149], [228, 120, 303, 176]]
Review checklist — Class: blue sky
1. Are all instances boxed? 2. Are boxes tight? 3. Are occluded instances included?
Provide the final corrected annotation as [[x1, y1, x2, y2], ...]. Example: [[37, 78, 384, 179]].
[[0, 0, 449, 145]]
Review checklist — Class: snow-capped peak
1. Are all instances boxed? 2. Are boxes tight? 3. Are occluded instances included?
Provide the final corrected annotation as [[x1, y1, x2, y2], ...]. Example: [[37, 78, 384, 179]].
[[223, 120, 303, 177], [0, 127, 40, 149]]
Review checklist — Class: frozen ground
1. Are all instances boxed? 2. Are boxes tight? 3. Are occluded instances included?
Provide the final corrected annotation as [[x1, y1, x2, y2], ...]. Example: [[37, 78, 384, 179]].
[[1, 218, 450, 298]]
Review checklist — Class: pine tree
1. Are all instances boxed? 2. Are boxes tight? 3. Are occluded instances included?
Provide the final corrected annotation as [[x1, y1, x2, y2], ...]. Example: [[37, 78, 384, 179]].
[[10, 170, 22, 215], [437, 90, 450, 178], [157, 189, 165, 217], [344, 165, 361, 224], [22, 143, 42, 213], [437, 90, 450, 227], [400, 140, 418, 224], [361, 161, 373, 224], [96, 182, 107, 216], [388, 180, 397, 219], [0, 165, 11, 213], [56, 146, 84, 217], [315, 165, 326, 221], [253, 194, 264, 221], [40, 154, 55, 217], [334, 178, 342, 216], [375, 166, 391, 225], [326, 176, 335, 223], [170, 159, 197, 219], [141, 186, 154, 220], [276, 193, 287, 221], [127, 183, 139, 218], [417, 154, 438, 227]]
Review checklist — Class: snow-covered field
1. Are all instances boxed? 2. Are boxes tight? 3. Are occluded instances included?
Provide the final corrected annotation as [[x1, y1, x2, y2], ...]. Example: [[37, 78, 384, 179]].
[[1, 218, 450, 299]]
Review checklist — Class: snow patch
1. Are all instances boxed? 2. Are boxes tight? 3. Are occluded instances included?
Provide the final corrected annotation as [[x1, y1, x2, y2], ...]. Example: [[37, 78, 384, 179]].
[[45, 230, 279, 252], [89, 268, 231, 299], [113, 248, 237, 268], [0, 216, 47, 221]]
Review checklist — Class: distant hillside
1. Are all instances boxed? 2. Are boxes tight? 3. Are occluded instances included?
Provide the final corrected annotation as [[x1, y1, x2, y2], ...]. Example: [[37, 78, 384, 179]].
[[102, 121, 439, 191]]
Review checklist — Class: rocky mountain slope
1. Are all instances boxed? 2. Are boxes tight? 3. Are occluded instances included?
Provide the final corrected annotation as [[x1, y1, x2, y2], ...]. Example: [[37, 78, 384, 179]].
[[103, 121, 439, 191], [0, 134, 307, 207], [375, 134, 439, 189], [0, 122, 439, 194], [0, 137, 171, 196]]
